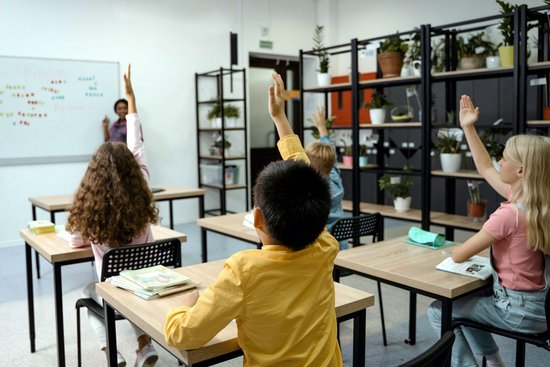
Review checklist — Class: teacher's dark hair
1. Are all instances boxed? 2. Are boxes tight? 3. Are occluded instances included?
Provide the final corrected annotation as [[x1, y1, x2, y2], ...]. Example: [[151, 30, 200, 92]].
[[114, 98, 128, 112]]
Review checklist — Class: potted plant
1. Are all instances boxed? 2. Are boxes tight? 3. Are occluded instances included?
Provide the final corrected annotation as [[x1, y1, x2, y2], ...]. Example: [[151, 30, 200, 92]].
[[457, 32, 495, 70], [496, 0, 516, 67], [378, 171, 414, 213], [313, 25, 330, 86], [210, 134, 231, 156], [404, 32, 422, 76], [340, 139, 353, 167], [435, 128, 463, 172], [359, 144, 368, 168], [207, 99, 223, 128], [378, 33, 408, 78], [466, 180, 487, 222], [479, 124, 512, 169], [224, 104, 240, 127], [364, 91, 392, 124]]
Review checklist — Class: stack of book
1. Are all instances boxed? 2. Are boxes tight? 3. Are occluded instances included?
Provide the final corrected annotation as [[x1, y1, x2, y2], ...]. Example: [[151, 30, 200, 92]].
[[27, 220, 56, 234], [111, 265, 196, 300]]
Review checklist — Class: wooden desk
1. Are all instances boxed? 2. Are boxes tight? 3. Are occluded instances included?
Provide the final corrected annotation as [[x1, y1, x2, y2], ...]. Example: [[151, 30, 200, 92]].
[[97, 259, 374, 367], [21, 225, 187, 367], [335, 236, 490, 344], [196, 212, 259, 262], [28, 185, 205, 277]]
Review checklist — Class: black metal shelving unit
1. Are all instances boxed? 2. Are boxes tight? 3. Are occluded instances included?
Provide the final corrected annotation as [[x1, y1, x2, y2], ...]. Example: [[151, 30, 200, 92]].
[[298, 4, 550, 238], [195, 67, 249, 215]]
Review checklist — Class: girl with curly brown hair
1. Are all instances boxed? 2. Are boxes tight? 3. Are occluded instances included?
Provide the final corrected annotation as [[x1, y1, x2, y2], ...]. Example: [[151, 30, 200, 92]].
[[66, 64, 159, 367]]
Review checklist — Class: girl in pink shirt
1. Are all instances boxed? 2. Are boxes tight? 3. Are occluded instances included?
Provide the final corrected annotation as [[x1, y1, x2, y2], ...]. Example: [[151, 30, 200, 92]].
[[428, 95, 550, 367], [66, 65, 160, 367]]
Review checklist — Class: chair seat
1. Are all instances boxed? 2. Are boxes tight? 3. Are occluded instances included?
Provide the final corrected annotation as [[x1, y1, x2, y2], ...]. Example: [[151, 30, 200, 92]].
[[76, 298, 125, 321]]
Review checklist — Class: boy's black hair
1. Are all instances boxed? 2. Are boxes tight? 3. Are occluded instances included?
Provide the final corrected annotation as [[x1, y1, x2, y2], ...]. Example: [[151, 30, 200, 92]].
[[113, 98, 128, 112], [253, 159, 331, 251]]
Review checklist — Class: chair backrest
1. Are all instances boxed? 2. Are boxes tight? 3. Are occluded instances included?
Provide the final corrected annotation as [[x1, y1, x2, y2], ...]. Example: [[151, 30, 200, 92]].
[[330, 213, 381, 244], [99, 238, 182, 281], [397, 331, 455, 367]]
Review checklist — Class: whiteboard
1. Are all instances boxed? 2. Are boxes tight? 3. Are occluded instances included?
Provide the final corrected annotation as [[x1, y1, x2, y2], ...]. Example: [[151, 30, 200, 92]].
[[0, 56, 119, 163]]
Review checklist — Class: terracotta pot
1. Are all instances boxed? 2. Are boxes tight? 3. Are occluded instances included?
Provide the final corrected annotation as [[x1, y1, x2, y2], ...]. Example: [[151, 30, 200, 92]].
[[543, 107, 550, 121], [467, 200, 486, 222], [377, 51, 404, 78]]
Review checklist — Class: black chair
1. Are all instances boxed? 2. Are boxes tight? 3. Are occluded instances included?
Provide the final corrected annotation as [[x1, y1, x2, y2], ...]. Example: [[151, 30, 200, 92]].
[[397, 331, 455, 367], [452, 285, 550, 367], [75, 238, 182, 367], [330, 213, 388, 346]]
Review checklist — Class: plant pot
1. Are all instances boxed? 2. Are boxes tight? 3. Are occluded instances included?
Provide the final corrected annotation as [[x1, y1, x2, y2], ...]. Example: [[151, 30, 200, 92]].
[[467, 200, 486, 222], [359, 156, 368, 168], [212, 117, 222, 129], [317, 73, 331, 86], [393, 196, 411, 213], [369, 108, 386, 124], [377, 51, 404, 78], [486, 56, 500, 68], [342, 155, 353, 167], [459, 56, 483, 70], [543, 106, 550, 121], [440, 153, 462, 173], [498, 45, 514, 67], [209, 147, 222, 156], [226, 117, 237, 127]]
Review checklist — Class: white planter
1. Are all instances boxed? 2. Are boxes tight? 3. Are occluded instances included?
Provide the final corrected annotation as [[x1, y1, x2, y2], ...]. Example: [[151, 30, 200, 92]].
[[212, 117, 222, 129], [317, 73, 331, 86], [226, 117, 237, 127], [492, 156, 500, 172], [394, 196, 411, 213], [369, 108, 386, 125], [486, 56, 500, 69], [440, 153, 462, 172]]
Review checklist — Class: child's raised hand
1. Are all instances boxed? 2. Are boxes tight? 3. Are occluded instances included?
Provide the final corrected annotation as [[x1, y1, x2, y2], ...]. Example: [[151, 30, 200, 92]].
[[102, 116, 110, 128], [123, 64, 134, 99], [459, 95, 479, 128], [311, 106, 326, 129], [268, 71, 286, 120]]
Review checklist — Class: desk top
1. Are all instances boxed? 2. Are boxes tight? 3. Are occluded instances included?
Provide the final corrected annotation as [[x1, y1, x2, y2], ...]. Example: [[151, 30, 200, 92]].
[[96, 259, 374, 365], [335, 236, 490, 299], [28, 185, 206, 211], [20, 225, 187, 264], [197, 212, 260, 244]]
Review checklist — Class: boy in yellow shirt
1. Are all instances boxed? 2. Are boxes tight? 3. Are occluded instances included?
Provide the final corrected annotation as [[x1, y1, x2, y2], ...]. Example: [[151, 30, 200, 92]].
[[164, 72, 342, 366]]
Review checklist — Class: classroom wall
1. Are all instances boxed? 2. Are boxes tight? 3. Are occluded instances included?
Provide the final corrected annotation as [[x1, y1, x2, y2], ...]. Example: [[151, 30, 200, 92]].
[[0, 0, 543, 247]]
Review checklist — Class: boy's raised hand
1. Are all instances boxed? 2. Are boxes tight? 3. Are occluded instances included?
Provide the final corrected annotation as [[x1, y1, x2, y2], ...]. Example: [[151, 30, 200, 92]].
[[459, 95, 479, 128], [268, 71, 293, 137]]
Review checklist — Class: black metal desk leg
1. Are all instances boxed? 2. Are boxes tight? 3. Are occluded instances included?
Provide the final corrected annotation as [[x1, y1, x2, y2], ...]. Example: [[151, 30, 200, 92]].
[[353, 310, 366, 367], [25, 242, 36, 353], [198, 196, 205, 218], [169, 200, 174, 229], [53, 264, 65, 367], [32, 205, 41, 279], [104, 301, 118, 367], [201, 228, 208, 263], [441, 300, 453, 335], [405, 292, 417, 345]]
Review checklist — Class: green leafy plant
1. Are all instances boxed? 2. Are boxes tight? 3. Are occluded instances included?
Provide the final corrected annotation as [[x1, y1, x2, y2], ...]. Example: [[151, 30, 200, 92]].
[[313, 25, 330, 73], [378, 171, 414, 199], [479, 125, 512, 160], [364, 91, 392, 109], [212, 135, 231, 149], [224, 104, 240, 119], [457, 32, 497, 58], [359, 144, 368, 156], [406, 31, 421, 63], [207, 99, 222, 120], [435, 129, 462, 154], [431, 38, 446, 73], [309, 115, 335, 139], [496, 0, 517, 46], [380, 34, 409, 54], [340, 139, 352, 156]]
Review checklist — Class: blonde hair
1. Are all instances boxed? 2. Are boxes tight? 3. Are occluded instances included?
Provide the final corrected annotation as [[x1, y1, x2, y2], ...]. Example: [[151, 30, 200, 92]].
[[506, 135, 550, 254], [67, 142, 159, 247], [305, 142, 335, 176]]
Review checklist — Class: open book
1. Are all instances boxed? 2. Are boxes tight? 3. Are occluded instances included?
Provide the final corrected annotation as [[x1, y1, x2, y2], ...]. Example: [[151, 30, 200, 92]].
[[120, 265, 190, 291], [436, 255, 492, 280]]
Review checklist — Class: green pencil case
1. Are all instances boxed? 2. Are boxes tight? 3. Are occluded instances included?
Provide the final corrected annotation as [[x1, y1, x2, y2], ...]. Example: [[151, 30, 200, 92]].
[[405, 226, 455, 249]]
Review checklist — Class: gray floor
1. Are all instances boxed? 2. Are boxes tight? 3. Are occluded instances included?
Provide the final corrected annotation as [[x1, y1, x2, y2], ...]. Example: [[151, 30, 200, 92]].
[[1, 219, 547, 366]]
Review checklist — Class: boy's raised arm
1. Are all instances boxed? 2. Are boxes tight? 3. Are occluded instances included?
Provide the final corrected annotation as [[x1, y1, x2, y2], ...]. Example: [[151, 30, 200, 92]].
[[268, 72, 293, 138], [124, 64, 137, 114]]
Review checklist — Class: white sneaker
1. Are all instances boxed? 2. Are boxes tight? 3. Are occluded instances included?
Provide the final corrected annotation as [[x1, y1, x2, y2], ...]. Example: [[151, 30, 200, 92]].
[[133, 343, 158, 367]]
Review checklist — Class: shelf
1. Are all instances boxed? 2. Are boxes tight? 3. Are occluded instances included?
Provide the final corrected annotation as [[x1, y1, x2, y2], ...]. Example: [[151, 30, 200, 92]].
[[360, 122, 421, 128], [200, 155, 246, 161], [527, 120, 550, 126], [359, 75, 421, 88], [432, 66, 513, 81], [337, 163, 378, 170], [342, 200, 483, 231], [303, 81, 353, 93], [431, 170, 482, 179], [199, 127, 245, 132], [527, 61, 550, 73], [198, 98, 245, 104], [202, 183, 247, 190]]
